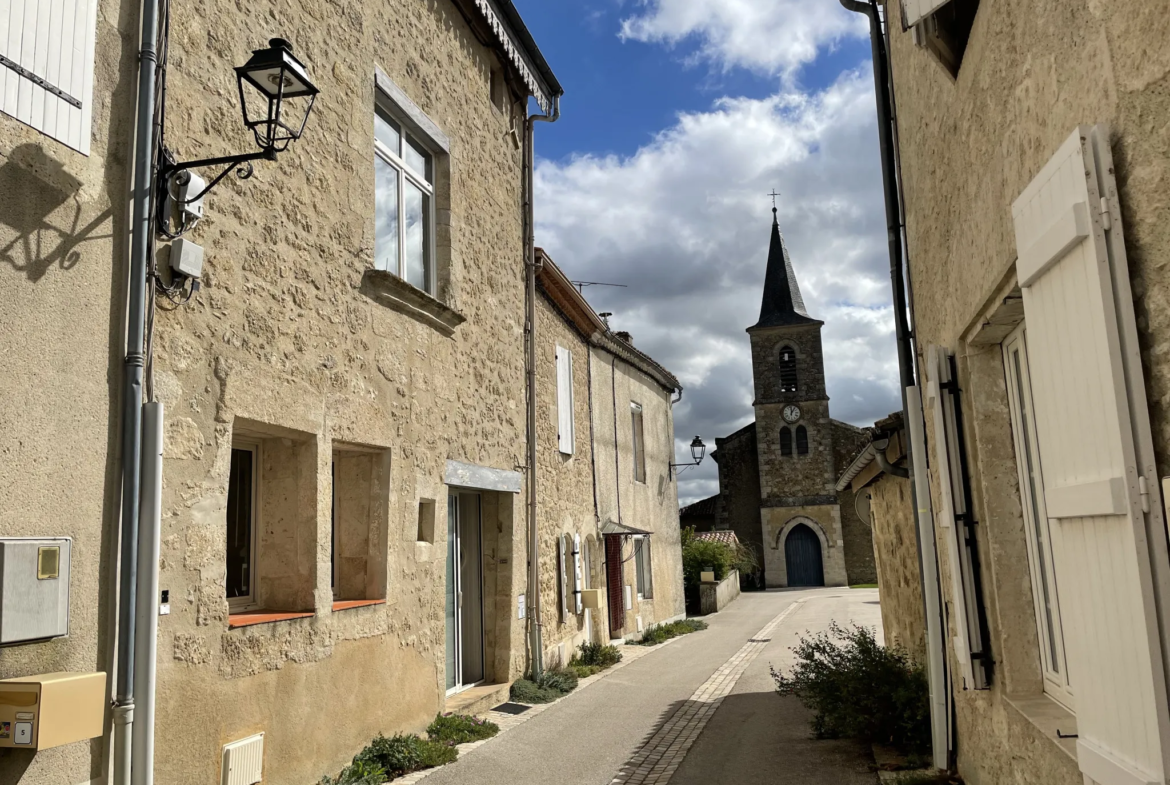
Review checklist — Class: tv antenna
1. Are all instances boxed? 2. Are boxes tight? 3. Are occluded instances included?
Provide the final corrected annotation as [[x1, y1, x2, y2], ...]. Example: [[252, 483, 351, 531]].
[[571, 280, 628, 294]]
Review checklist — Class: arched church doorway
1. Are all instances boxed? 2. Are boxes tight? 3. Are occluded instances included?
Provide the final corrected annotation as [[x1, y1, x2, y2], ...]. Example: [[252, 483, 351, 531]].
[[785, 524, 824, 587]]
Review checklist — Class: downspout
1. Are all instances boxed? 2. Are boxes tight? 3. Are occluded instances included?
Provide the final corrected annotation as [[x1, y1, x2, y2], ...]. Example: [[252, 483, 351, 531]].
[[114, 0, 160, 782], [873, 438, 910, 479], [839, 0, 948, 770], [132, 402, 164, 785], [525, 94, 560, 679]]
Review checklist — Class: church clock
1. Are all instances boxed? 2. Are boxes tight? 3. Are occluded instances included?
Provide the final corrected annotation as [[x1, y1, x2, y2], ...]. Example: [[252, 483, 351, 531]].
[[782, 404, 802, 423]]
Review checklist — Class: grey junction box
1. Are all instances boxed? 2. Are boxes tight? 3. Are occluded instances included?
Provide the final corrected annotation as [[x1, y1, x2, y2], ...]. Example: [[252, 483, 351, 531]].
[[0, 538, 71, 645]]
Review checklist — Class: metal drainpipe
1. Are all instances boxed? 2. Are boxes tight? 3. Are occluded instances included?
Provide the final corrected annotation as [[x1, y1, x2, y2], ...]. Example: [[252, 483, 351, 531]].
[[114, 0, 160, 782], [839, 0, 949, 770], [525, 94, 560, 679], [132, 402, 164, 785]]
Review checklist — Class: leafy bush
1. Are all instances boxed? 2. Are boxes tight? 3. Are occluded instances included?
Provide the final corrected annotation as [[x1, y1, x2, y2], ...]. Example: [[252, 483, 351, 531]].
[[319, 758, 386, 785], [350, 733, 458, 778], [572, 641, 623, 668], [426, 713, 499, 745], [682, 538, 736, 587], [568, 663, 602, 679], [635, 618, 708, 646], [510, 665, 580, 704], [539, 666, 578, 693], [771, 622, 930, 753]]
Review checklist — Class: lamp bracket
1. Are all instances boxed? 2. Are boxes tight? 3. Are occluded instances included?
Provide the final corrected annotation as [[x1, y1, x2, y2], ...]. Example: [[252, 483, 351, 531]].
[[159, 147, 278, 206]]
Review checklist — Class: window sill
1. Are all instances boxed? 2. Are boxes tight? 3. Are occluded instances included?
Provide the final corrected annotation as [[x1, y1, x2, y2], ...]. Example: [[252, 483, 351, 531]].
[[228, 610, 315, 629], [360, 269, 466, 337], [1004, 693, 1078, 762], [332, 599, 386, 612]]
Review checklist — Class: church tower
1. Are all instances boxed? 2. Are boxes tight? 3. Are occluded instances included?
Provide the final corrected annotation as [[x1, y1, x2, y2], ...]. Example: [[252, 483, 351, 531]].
[[747, 209, 850, 587]]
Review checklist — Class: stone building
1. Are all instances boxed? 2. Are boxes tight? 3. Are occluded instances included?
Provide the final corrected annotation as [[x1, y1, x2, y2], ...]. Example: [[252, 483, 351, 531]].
[[700, 210, 875, 588], [869, 1, 1170, 784], [0, 1, 570, 783], [536, 250, 686, 646]]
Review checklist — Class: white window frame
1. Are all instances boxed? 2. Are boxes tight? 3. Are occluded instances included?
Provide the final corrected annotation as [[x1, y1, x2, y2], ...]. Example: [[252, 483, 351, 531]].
[[374, 101, 436, 295], [227, 440, 261, 613], [631, 402, 646, 484], [1003, 325, 1073, 709], [634, 536, 653, 600], [556, 346, 575, 455]]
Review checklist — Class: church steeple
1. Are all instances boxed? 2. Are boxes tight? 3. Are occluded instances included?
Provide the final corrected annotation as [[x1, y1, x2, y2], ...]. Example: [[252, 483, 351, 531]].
[[752, 208, 819, 329]]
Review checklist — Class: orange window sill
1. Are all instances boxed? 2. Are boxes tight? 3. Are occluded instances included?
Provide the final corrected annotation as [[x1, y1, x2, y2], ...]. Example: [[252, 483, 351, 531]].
[[228, 610, 315, 629], [332, 599, 386, 612]]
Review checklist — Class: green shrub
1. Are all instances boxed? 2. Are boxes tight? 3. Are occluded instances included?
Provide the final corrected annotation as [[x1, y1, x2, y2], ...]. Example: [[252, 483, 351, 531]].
[[322, 759, 387, 785], [771, 622, 930, 753], [539, 666, 578, 693], [509, 678, 562, 704], [426, 712, 499, 745], [682, 538, 735, 587], [351, 733, 458, 778], [568, 663, 602, 679], [572, 641, 623, 668], [634, 618, 708, 646]]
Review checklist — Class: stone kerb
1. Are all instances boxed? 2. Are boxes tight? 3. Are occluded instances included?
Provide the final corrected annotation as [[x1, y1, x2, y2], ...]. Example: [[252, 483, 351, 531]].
[[698, 569, 741, 615]]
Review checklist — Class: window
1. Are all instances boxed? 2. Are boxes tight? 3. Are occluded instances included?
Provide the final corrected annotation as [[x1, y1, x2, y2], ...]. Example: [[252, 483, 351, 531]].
[[796, 425, 809, 456], [0, 0, 98, 153], [908, 0, 980, 79], [779, 345, 798, 393], [556, 346, 574, 455], [226, 443, 259, 610], [375, 104, 434, 293], [635, 537, 653, 600], [631, 403, 646, 483], [779, 427, 793, 457], [1003, 327, 1072, 707]]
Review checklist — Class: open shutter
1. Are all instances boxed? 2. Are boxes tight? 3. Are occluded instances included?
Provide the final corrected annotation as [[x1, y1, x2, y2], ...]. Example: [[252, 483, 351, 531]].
[[901, 0, 951, 28], [1, 0, 98, 153], [572, 534, 582, 614], [925, 345, 987, 690], [556, 347, 574, 455], [559, 534, 569, 622], [1012, 124, 1170, 785]]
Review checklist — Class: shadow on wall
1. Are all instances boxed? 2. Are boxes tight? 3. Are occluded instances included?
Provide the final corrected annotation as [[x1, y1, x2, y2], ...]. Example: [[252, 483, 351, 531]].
[[0, 144, 113, 281]]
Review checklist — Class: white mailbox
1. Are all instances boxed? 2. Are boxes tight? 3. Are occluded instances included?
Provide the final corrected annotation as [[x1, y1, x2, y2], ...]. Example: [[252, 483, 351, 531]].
[[0, 538, 71, 644]]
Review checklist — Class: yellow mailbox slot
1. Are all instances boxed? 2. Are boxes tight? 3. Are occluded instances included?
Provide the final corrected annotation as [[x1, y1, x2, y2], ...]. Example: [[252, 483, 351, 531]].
[[0, 672, 106, 750]]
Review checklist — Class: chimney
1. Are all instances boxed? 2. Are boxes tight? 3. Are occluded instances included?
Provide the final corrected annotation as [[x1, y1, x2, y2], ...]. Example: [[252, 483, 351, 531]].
[[615, 331, 633, 345]]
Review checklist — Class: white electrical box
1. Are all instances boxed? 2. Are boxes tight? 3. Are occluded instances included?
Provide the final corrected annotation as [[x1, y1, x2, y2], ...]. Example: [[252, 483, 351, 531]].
[[0, 538, 71, 645], [170, 238, 204, 279], [222, 732, 265, 785], [179, 171, 207, 220]]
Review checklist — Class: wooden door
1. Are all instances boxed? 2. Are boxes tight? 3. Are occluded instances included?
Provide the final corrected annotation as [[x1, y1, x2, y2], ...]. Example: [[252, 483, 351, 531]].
[[785, 524, 824, 587]]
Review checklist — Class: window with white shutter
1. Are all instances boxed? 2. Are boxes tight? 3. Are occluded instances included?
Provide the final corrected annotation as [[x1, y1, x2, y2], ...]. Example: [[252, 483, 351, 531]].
[[572, 533, 583, 615], [925, 344, 988, 691], [1, 0, 99, 154], [902, 0, 952, 28], [555, 346, 574, 455], [1012, 124, 1170, 785], [559, 534, 570, 622]]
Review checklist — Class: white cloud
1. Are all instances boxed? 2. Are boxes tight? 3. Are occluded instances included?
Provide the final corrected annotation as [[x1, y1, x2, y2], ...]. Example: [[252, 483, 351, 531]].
[[535, 67, 900, 503], [619, 0, 867, 77]]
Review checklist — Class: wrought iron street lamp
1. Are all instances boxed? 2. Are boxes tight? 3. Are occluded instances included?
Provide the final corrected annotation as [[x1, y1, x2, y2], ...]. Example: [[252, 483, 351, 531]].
[[670, 436, 706, 479]]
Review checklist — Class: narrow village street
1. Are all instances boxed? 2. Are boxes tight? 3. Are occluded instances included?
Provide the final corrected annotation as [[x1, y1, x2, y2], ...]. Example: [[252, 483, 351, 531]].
[[422, 589, 881, 785]]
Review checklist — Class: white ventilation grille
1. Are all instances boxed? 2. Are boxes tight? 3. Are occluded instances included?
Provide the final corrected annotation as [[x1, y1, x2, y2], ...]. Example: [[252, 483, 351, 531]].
[[222, 733, 264, 785]]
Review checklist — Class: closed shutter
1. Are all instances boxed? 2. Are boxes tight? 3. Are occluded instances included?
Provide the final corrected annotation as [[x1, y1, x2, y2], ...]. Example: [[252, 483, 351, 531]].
[[605, 534, 624, 634], [572, 533, 583, 614], [901, 0, 952, 27], [559, 534, 569, 622], [1012, 124, 1170, 785], [924, 345, 987, 690], [1, 0, 98, 153], [556, 347, 574, 455]]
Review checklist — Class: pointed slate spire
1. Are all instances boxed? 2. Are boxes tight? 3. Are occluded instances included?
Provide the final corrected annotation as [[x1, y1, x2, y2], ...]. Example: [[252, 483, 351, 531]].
[[752, 208, 819, 329]]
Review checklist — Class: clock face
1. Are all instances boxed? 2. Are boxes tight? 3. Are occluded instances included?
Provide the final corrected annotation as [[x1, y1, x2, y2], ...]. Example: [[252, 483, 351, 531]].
[[783, 405, 802, 424]]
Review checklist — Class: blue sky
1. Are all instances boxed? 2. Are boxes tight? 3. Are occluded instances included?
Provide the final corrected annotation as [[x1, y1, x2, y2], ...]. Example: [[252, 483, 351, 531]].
[[515, 0, 898, 504]]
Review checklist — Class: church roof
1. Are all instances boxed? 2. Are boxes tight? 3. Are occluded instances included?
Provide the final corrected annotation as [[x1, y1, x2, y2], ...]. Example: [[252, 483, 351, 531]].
[[751, 209, 821, 330]]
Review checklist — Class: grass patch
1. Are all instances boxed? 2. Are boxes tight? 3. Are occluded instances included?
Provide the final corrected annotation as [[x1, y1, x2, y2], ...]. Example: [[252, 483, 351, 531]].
[[321, 732, 458, 784], [510, 665, 579, 704], [850, 583, 879, 589], [633, 618, 708, 646], [426, 713, 499, 745]]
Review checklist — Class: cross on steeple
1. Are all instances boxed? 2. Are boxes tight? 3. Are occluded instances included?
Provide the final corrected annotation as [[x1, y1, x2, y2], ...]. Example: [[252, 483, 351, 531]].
[[768, 189, 780, 209]]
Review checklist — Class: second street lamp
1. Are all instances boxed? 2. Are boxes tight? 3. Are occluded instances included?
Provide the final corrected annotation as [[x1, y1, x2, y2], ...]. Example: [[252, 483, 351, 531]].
[[671, 436, 706, 479]]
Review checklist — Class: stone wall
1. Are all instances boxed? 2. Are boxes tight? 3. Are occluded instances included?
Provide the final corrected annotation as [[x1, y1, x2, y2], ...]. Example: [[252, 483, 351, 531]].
[[833, 421, 876, 585], [589, 345, 686, 639], [535, 293, 599, 663], [712, 425, 763, 574], [869, 474, 925, 661], [884, 0, 1170, 781], [761, 504, 847, 588], [749, 323, 826, 404]]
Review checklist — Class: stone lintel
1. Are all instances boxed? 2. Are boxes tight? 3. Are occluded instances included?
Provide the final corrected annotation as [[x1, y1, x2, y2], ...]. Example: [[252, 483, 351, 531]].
[[445, 460, 522, 494]]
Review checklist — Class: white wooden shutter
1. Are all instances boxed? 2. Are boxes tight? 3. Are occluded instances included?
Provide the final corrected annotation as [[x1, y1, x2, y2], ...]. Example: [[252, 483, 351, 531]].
[[924, 345, 987, 691], [572, 533, 583, 614], [556, 346, 574, 455], [901, 0, 951, 28], [1012, 124, 1170, 785], [1, 0, 98, 153]]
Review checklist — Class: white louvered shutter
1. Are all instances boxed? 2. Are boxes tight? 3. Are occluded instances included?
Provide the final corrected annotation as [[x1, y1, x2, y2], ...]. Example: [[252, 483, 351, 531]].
[[555, 346, 575, 455], [901, 0, 951, 28], [1013, 124, 1170, 785], [1, 0, 98, 153], [559, 534, 569, 622], [572, 533, 583, 614], [924, 346, 986, 691]]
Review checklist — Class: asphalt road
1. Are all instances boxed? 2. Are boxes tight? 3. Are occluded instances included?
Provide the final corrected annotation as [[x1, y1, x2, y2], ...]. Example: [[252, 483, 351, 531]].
[[423, 588, 882, 785]]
